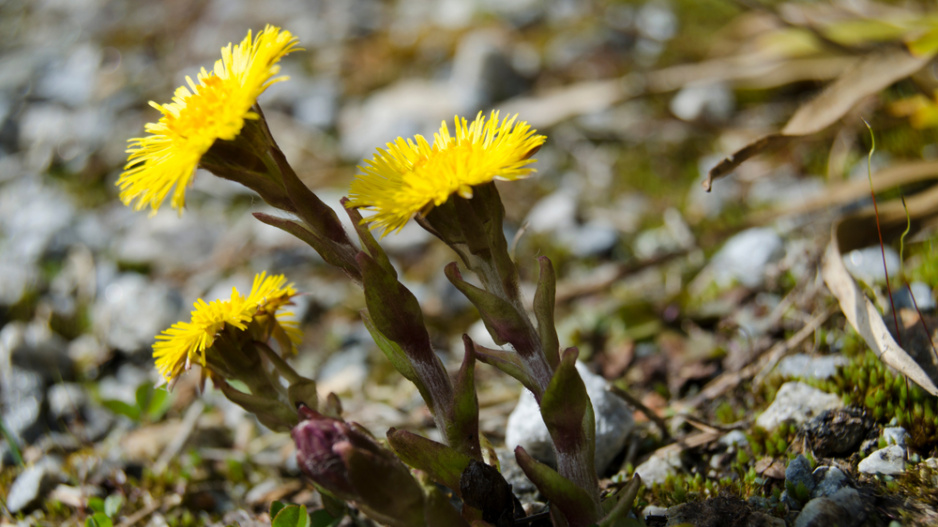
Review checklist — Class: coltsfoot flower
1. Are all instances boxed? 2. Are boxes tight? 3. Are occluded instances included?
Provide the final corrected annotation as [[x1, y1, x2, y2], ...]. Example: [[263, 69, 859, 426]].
[[347, 111, 546, 234], [153, 272, 299, 382], [118, 25, 300, 214]]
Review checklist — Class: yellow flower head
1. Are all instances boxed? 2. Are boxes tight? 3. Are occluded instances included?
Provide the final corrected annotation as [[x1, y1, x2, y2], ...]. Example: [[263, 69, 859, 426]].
[[153, 272, 299, 382], [347, 111, 546, 234], [118, 25, 300, 214]]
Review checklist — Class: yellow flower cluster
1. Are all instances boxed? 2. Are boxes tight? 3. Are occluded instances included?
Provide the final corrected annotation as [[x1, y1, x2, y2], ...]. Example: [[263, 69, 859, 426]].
[[153, 272, 299, 382], [347, 111, 546, 234], [118, 25, 300, 214]]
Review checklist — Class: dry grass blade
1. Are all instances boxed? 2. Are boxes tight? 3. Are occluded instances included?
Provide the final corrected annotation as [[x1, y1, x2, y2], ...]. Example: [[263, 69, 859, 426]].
[[762, 159, 938, 220], [705, 46, 936, 190], [822, 218, 938, 396], [781, 47, 933, 136]]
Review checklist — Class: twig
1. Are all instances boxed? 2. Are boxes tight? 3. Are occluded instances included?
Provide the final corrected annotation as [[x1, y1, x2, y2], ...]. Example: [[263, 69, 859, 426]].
[[154, 400, 204, 473], [116, 493, 181, 527], [609, 385, 670, 441], [686, 306, 834, 407]]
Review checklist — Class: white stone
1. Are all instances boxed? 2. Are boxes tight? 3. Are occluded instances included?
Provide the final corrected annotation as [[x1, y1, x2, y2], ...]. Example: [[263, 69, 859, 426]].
[[635, 449, 682, 485], [708, 227, 784, 289], [882, 427, 908, 449], [858, 445, 905, 476], [756, 382, 842, 431], [505, 362, 633, 474], [776, 354, 848, 381]]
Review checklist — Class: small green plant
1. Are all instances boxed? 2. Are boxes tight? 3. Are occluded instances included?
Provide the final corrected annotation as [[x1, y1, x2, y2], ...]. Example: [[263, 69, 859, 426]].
[[270, 501, 317, 527], [98, 382, 172, 424], [84, 494, 124, 527]]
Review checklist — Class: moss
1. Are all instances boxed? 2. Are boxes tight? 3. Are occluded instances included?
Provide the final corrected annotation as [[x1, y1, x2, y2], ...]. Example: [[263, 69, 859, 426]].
[[812, 350, 938, 452]]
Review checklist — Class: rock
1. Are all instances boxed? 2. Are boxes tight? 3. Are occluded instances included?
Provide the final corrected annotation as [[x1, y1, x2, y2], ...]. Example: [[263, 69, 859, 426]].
[[775, 354, 848, 381], [666, 496, 785, 527], [882, 427, 909, 449], [449, 29, 528, 109], [670, 82, 733, 122], [795, 487, 864, 527], [756, 382, 842, 431], [708, 227, 784, 289], [794, 496, 849, 527], [66, 334, 110, 370], [47, 382, 88, 421], [802, 407, 868, 458], [292, 76, 340, 130], [811, 466, 850, 499], [6, 458, 63, 514], [505, 362, 633, 474], [811, 465, 850, 498], [92, 273, 182, 354], [0, 367, 45, 446], [719, 430, 749, 448], [842, 246, 900, 285], [893, 282, 935, 311], [857, 445, 905, 476], [785, 455, 815, 501], [338, 79, 460, 160], [0, 320, 73, 380], [315, 344, 370, 396], [111, 207, 227, 273], [556, 220, 619, 258], [525, 190, 578, 234], [633, 208, 695, 260], [635, 449, 682, 486]]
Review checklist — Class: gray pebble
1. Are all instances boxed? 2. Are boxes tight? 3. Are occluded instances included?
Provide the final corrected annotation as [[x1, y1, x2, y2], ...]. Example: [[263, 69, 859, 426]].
[[842, 246, 900, 285], [811, 466, 849, 498], [785, 454, 815, 501], [708, 227, 784, 289], [6, 458, 63, 514], [893, 282, 935, 311]]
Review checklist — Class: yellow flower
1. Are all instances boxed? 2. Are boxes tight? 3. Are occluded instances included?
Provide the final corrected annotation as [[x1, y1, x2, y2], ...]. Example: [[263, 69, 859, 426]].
[[347, 111, 546, 234], [153, 272, 299, 382], [118, 25, 300, 214]]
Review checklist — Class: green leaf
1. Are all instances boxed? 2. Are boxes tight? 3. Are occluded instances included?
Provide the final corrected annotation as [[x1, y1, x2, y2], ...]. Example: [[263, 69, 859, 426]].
[[598, 475, 642, 527], [309, 509, 343, 527], [449, 335, 481, 461], [387, 428, 473, 493], [341, 442, 426, 527], [145, 386, 172, 422], [103, 494, 124, 517], [444, 263, 537, 353], [533, 256, 560, 369], [514, 447, 600, 527], [87, 496, 105, 513], [100, 399, 140, 422], [270, 500, 287, 519], [272, 504, 311, 527], [85, 512, 113, 527], [134, 383, 153, 414]]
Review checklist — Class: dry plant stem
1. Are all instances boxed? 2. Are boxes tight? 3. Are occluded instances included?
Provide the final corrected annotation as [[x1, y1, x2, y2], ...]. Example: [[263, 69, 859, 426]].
[[863, 121, 903, 347], [154, 400, 205, 473], [609, 385, 670, 441]]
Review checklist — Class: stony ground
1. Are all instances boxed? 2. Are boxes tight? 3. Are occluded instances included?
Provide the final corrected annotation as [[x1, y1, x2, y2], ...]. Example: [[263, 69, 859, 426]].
[[2, 0, 938, 526]]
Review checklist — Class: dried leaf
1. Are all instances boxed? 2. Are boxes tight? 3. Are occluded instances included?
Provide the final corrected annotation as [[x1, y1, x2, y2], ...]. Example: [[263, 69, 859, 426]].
[[821, 220, 938, 396], [705, 46, 935, 190], [781, 47, 934, 136]]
